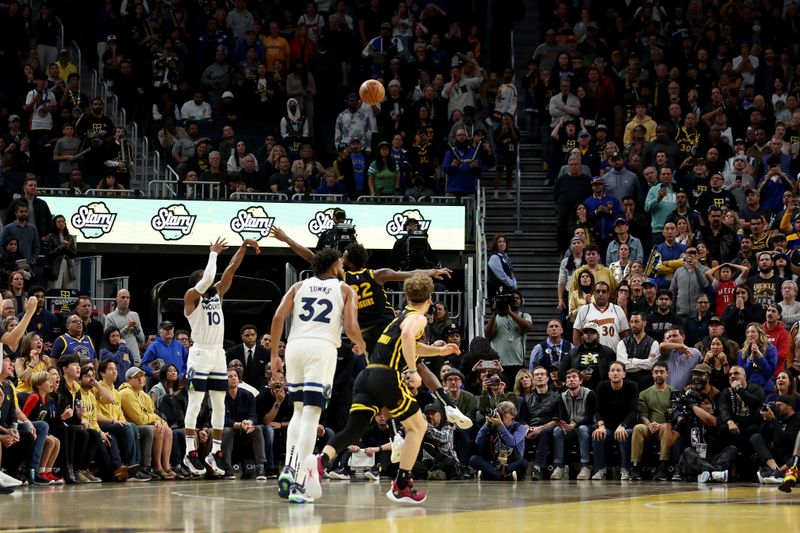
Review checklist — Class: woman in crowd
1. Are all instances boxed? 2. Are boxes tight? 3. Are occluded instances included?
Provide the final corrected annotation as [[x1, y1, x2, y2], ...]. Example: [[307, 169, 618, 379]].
[[94, 174, 127, 195], [149, 363, 183, 405], [2, 317, 19, 359], [21, 371, 63, 484], [368, 142, 400, 196], [737, 322, 778, 394], [428, 301, 454, 342], [609, 242, 632, 282], [703, 336, 733, 391], [765, 370, 799, 408], [6, 270, 27, 312], [0, 239, 25, 290], [150, 364, 189, 472], [99, 327, 132, 387], [487, 234, 518, 299], [569, 204, 597, 248], [615, 280, 631, 317], [675, 216, 694, 246], [568, 270, 595, 322], [44, 215, 77, 290], [226, 140, 250, 175], [14, 332, 47, 395]]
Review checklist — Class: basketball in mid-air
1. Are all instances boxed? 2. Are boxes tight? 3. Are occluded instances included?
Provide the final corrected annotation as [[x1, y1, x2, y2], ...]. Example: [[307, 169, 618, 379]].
[[359, 79, 385, 105]]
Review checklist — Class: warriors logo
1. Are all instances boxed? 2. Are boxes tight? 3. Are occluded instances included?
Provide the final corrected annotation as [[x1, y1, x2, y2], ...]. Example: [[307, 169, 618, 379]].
[[385, 209, 431, 239], [229, 206, 275, 241], [150, 204, 197, 241], [307, 207, 353, 236], [70, 202, 117, 239]]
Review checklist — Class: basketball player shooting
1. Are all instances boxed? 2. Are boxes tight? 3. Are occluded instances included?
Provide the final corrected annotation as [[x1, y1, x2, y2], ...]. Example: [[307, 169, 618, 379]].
[[270, 249, 366, 503], [181, 237, 260, 477]]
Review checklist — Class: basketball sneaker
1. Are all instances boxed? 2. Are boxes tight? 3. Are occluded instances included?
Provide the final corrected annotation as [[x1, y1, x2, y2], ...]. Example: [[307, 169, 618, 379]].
[[445, 405, 473, 429], [386, 480, 427, 504], [204, 451, 226, 477], [302, 455, 324, 499], [288, 483, 314, 504], [779, 466, 798, 493], [183, 451, 206, 476], [278, 465, 295, 499]]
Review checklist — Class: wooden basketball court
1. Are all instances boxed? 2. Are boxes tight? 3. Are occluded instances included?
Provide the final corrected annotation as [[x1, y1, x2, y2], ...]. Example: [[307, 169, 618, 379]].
[[0, 478, 796, 532]]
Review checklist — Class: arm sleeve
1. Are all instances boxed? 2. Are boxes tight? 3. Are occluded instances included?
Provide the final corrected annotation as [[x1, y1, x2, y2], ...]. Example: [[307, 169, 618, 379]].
[[194, 252, 218, 294]]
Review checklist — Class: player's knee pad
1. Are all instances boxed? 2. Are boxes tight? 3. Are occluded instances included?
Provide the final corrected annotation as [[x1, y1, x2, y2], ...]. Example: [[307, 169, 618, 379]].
[[184, 389, 205, 430], [209, 390, 226, 429]]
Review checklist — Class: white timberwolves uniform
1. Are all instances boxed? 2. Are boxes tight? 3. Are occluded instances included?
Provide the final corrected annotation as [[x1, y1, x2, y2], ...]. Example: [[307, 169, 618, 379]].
[[285, 276, 345, 407], [185, 293, 227, 388]]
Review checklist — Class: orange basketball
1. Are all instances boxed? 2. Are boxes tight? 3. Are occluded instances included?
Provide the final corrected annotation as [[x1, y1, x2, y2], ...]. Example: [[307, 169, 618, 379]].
[[359, 79, 386, 105]]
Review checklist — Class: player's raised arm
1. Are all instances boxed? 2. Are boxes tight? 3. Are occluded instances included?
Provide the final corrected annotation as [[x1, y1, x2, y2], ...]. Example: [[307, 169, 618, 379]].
[[269, 282, 301, 375], [271, 226, 314, 263], [216, 239, 261, 298], [184, 237, 228, 315], [372, 267, 453, 285], [341, 283, 366, 355]]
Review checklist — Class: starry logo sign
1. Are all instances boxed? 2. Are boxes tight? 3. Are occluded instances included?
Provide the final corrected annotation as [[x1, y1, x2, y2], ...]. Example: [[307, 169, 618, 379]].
[[150, 204, 197, 241], [70, 202, 117, 239], [307, 207, 353, 236], [229, 206, 275, 241], [385, 209, 430, 239]]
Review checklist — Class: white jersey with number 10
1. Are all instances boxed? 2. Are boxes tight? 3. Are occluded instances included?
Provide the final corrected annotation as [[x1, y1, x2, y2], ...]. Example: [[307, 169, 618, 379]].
[[288, 277, 345, 347], [186, 293, 225, 346]]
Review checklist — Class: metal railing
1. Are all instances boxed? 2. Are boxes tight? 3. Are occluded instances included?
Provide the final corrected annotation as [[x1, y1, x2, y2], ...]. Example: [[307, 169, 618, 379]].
[[153, 150, 161, 181], [165, 164, 180, 181], [466, 257, 475, 341], [230, 192, 288, 201], [140, 135, 150, 189], [38, 187, 72, 196], [54, 16, 64, 52], [85, 189, 143, 197], [385, 290, 462, 320], [291, 193, 345, 202], [147, 180, 180, 198], [70, 40, 81, 83], [355, 195, 406, 203]]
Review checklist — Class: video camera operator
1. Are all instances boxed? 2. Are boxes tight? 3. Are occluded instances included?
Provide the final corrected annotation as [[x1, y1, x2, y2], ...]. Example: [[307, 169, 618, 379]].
[[673, 391, 738, 482], [316, 208, 356, 252], [485, 290, 533, 383], [389, 218, 439, 271]]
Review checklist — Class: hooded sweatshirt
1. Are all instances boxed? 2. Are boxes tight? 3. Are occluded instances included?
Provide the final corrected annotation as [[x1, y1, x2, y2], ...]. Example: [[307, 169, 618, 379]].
[[119, 382, 164, 425], [140, 335, 187, 378]]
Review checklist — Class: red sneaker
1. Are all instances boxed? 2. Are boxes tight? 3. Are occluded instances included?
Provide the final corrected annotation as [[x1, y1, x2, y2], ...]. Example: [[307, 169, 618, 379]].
[[386, 480, 427, 504], [44, 472, 64, 485]]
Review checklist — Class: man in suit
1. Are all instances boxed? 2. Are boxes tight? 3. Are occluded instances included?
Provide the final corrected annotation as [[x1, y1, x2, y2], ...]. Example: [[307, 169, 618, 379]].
[[225, 324, 268, 388]]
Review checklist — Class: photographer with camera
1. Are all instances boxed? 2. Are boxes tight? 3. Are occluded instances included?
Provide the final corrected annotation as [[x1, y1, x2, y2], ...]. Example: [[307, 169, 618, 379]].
[[519, 366, 560, 480], [750, 396, 800, 483], [468, 401, 528, 481], [485, 290, 533, 383], [674, 391, 738, 483], [389, 218, 439, 272], [478, 366, 516, 418]]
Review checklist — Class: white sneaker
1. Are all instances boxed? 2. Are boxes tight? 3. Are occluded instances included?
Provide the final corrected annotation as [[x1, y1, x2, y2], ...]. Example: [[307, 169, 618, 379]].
[[302, 455, 323, 500], [550, 466, 564, 480], [711, 470, 729, 483], [511, 470, 517, 482], [288, 484, 314, 504], [620, 468, 631, 481], [0, 470, 23, 488], [363, 468, 380, 481], [476, 470, 482, 481], [328, 468, 350, 480], [576, 466, 592, 480], [444, 405, 473, 429], [697, 471, 711, 483], [591, 468, 606, 481], [391, 433, 405, 463]]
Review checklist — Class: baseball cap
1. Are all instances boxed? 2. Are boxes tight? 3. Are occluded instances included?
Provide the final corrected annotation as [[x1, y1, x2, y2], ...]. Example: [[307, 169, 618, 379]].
[[443, 323, 461, 339], [159, 320, 175, 329], [591, 176, 604, 184], [423, 403, 443, 414], [708, 315, 723, 324], [583, 321, 601, 333], [388, 79, 401, 88], [380, 22, 392, 30], [745, 187, 758, 194], [125, 367, 145, 380], [570, 235, 585, 244], [692, 363, 712, 374], [642, 277, 656, 287], [734, 138, 745, 144], [614, 217, 628, 226], [610, 151, 622, 159], [8, 114, 20, 123], [579, 129, 591, 137], [733, 155, 747, 162], [106, 35, 117, 42], [221, 91, 235, 99], [596, 124, 609, 131], [332, 208, 346, 219]]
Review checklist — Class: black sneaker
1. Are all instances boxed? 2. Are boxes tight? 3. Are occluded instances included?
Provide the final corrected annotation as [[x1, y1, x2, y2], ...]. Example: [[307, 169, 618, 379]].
[[33, 473, 53, 486], [653, 464, 669, 481], [183, 451, 206, 476], [129, 471, 152, 482], [222, 468, 236, 480], [0, 485, 13, 494], [629, 465, 642, 481]]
